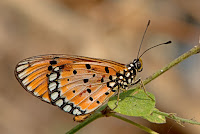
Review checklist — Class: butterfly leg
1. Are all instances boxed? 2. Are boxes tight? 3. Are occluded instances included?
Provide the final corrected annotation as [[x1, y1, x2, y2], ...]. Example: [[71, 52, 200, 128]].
[[131, 78, 141, 86], [135, 78, 155, 101], [112, 85, 121, 110]]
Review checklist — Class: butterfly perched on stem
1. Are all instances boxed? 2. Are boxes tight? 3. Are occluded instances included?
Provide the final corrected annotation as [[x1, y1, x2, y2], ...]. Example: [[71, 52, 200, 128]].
[[14, 20, 171, 121]]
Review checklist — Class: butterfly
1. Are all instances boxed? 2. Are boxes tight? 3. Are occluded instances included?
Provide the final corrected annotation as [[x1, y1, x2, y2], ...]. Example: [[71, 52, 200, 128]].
[[14, 20, 171, 122], [15, 54, 144, 121]]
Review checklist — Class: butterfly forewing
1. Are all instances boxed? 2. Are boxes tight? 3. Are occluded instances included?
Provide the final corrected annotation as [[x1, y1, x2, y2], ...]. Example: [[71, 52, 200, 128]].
[[15, 54, 126, 115]]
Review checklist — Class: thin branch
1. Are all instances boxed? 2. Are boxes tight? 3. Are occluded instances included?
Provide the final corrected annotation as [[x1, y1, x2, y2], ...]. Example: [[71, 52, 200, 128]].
[[66, 113, 103, 134], [153, 110, 200, 125], [66, 105, 106, 134]]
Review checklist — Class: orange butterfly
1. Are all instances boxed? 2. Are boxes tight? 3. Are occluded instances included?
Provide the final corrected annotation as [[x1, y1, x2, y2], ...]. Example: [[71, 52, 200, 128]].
[[14, 20, 171, 121], [15, 54, 143, 121]]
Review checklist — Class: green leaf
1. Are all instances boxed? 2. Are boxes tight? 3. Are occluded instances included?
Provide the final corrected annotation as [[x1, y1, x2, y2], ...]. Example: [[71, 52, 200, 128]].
[[142, 108, 166, 124], [108, 89, 155, 116]]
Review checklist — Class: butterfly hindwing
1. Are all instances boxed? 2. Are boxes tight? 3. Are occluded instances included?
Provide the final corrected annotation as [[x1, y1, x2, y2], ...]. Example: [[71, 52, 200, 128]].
[[15, 54, 125, 115]]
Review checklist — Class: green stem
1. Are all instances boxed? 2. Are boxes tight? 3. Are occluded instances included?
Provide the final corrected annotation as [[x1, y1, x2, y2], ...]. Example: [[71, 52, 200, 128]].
[[153, 110, 200, 125], [143, 44, 200, 85], [110, 113, 159, 134], [66, 105, 107, 134], [66, 112, 103, 134]]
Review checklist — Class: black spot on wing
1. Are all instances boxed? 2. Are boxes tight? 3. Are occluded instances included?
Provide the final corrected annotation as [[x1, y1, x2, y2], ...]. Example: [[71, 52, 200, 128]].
[[89, 97, 93, 101], [85, 64, 91, 69], [50, 60, 57, 65], [54, 57, 59, 59], [111, 89, 116, 92], [73, 70, 77, 75], [105, 67, 109, 73], [87, 88, 91, 93], [48, 66, 53, 71], [109, 75, 112, 80], [101, 77, 104, 83], [83, 79, 89, 83], [105, 92, 109, 95]]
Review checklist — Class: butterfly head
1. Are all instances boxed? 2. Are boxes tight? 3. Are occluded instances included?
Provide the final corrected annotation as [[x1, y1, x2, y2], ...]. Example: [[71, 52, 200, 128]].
[[133, 58, 143, 72]]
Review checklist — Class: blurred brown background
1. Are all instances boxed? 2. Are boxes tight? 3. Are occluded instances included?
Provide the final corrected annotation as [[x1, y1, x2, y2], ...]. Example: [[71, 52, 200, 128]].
[[0, 0, 200, 134]]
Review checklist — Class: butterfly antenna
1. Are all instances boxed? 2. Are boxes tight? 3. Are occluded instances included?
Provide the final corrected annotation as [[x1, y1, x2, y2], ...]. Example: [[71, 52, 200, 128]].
[[137, 20, 151, 59], [139, 41, 172, 58]]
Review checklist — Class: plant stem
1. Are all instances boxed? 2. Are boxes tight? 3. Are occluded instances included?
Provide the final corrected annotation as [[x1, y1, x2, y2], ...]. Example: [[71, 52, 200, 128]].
[[66, 105, 107, 134], [110, 113, 159, 134], [144, 44, 200, 86], [153, 110, 200, 125], [66, 112, 103, 134]]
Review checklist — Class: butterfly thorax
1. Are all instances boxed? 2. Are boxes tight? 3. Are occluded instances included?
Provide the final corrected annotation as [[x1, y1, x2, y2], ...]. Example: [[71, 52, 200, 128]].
[[106, 58, 143, 90]]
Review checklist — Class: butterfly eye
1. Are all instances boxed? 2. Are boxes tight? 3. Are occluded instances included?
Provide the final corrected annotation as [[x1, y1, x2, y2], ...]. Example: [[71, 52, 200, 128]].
[[137, 58, 143, 72], [137, 62, 141, 69]]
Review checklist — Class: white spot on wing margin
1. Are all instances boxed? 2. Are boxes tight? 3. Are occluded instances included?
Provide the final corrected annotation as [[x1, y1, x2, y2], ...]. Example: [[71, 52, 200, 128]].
[[73, 109, 82, 115], [49, 73, 57, 81], [63, 105, 72, 112], [51, 92, 59, 100], [55, 99, 63, 107]]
